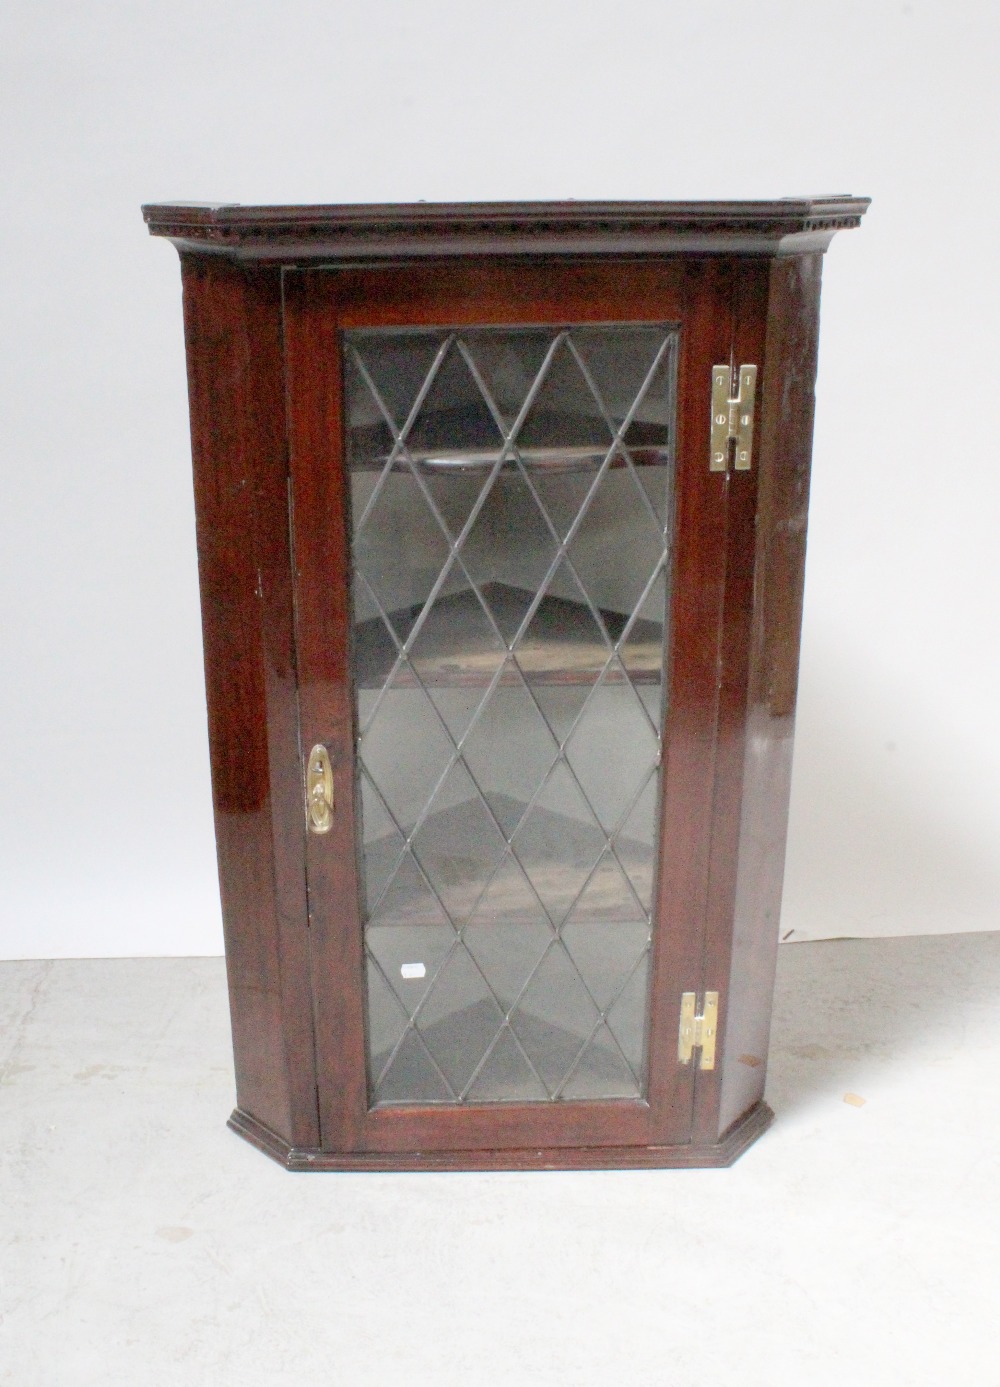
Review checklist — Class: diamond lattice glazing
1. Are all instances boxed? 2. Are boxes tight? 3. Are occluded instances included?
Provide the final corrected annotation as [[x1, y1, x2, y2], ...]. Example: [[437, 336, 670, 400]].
[[346, 323, 678, 1104]]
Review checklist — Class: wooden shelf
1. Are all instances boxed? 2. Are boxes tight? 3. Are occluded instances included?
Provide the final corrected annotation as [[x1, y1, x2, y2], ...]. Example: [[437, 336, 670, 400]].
[[354, 584, 663, 689]]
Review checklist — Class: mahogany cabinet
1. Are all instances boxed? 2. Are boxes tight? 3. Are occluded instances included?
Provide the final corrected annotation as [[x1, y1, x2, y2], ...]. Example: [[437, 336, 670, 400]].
[[143, 198, 868, 1169]]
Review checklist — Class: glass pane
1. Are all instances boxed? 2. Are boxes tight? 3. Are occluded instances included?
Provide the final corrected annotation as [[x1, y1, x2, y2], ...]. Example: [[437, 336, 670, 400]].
[[415, 945, 507, 1096], [465, 1027, 549, 1103], [511, 760, 607, 925], [606, 950, 651, 1084], [347, 323, 677, 1105], [562, 1023, 641, 1100], [564, 665, 660, 833], [509, 944, 600, 1094], [410, 760, 507, 923]]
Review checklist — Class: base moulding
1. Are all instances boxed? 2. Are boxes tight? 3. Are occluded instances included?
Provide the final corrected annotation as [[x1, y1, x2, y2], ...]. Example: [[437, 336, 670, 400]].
[[227, 1100, 774, 1171]]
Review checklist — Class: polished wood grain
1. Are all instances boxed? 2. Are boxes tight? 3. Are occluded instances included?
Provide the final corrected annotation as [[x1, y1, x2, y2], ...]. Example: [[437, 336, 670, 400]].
[[228, 1099, 774, 1171], [283, 258, 727, 1154], [683, 261, 773, 1146], [281, 269, 369, 1153], [150, 199, 867, 1169], [648, 256, 741, 1145], [717, 253, 825, 1136], [143, 197, 869, 262], [180, 256, 318, 1147]]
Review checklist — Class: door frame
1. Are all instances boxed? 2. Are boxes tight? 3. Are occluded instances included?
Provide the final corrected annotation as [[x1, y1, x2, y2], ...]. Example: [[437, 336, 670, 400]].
[[283, 255, 748, 1159]]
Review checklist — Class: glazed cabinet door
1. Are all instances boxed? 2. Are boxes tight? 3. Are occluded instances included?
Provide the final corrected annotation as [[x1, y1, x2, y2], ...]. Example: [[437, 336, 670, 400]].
[[284, 258, 748, 1161]]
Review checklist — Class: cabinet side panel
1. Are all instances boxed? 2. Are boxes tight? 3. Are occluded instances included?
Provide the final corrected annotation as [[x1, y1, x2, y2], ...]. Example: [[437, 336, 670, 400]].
[[717, 253, 823, 1135], [180, 255, 316, 1145]]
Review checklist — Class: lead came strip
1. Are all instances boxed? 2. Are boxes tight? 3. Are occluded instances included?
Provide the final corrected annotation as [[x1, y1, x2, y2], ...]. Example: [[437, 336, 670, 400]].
[[346, 323, 679, 1105]]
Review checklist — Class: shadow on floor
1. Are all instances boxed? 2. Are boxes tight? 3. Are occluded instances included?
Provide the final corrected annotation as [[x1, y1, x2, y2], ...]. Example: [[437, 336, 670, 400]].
[[781, 639, 1000, 942], [767, 931, 1000, 1118]]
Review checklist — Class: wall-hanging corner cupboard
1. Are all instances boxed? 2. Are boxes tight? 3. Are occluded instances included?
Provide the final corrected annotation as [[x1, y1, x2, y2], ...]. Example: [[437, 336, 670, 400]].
[[143, 197, 868, 1170]]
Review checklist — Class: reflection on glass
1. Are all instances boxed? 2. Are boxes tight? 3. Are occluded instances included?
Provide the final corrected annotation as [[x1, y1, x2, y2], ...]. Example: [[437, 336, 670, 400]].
[[347, 324, 678, 1105]]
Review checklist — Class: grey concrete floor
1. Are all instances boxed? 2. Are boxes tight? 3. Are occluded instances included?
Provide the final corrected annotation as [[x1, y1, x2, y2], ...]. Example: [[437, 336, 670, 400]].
[[2, 934, 999, 1386]]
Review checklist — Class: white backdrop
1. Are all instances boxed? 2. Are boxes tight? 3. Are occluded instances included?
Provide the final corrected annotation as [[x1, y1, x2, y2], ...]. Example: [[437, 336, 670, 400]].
[[2, 0, 997, 959]]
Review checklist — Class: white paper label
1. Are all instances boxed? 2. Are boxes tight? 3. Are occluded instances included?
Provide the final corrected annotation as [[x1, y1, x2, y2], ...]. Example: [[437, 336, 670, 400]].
[[400, 962, 426, 980]]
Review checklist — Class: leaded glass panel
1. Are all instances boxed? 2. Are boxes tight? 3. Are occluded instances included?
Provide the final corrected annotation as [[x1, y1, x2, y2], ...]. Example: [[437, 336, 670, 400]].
[[347, 323, 677, 1105]]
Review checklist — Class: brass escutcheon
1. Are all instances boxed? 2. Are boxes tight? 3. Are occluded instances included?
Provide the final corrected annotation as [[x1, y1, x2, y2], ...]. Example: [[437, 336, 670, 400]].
[[306, 744, 334, 834]]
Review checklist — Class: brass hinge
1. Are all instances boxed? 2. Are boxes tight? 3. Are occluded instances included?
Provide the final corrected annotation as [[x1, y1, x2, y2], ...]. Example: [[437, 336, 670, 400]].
[[678, 991, 719, 1070], [710, 364, 757, 472]]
